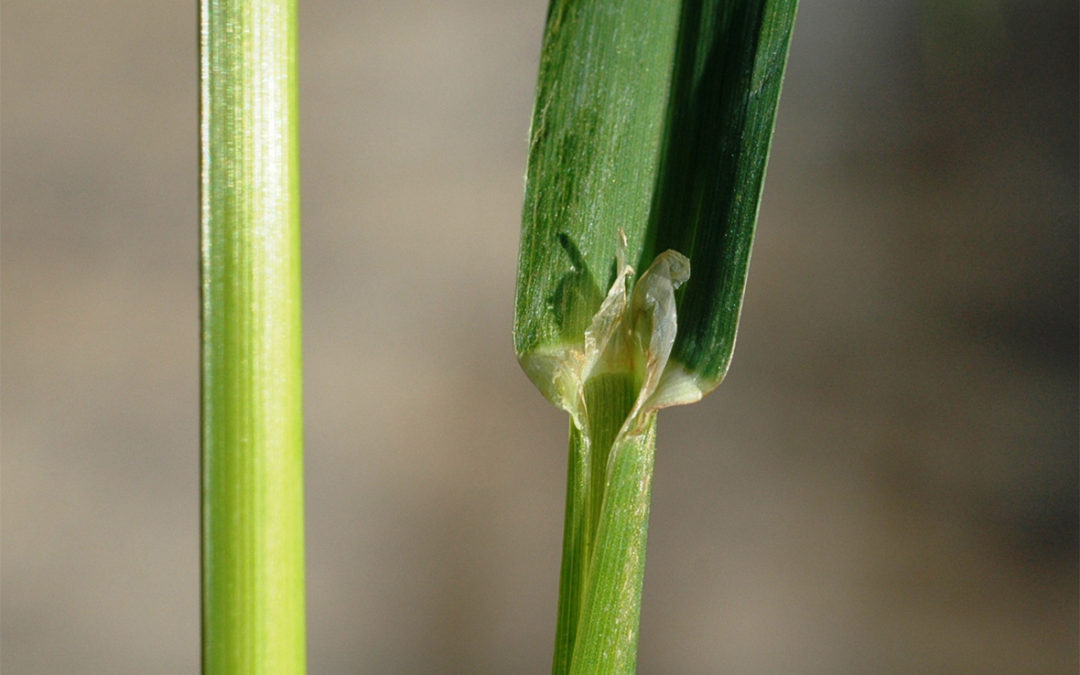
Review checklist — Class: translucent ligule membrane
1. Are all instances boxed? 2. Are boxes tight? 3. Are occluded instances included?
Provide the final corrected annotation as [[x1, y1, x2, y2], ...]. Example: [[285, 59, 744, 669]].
[[520, 235, 704, 450], [620, 246, 691, 435]]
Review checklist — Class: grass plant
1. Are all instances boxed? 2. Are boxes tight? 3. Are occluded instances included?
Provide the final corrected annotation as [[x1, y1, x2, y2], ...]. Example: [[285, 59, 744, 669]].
[[513, 2, 798, 672], [200, 0, 305, 671]]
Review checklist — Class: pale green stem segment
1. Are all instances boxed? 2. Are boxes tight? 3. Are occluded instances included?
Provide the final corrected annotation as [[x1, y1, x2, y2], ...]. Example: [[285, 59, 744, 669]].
[[571, 419, 655, 675], [555, 371, 655, 675], [554, 373, 638, 673], [200, 0, 305, 672]]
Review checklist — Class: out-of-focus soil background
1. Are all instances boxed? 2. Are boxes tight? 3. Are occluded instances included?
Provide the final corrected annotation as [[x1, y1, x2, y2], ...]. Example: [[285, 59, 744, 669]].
[[3, 2, 1076, 672]]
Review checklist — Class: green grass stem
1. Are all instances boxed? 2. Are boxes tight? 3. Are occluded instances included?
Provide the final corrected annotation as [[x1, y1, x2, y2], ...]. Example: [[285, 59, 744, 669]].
[[200, 0, 305, 672]]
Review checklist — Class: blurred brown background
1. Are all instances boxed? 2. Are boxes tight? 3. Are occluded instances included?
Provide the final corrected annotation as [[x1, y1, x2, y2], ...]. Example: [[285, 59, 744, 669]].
[[2, 2, 1076, 673]]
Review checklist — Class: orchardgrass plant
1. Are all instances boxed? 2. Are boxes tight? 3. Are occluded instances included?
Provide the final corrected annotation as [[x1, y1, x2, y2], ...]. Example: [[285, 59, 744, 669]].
[[513, 1, 797, 672]]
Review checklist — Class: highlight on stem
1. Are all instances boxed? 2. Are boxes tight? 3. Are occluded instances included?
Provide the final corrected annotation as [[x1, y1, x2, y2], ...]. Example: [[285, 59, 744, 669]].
[[200, 0, 306, 672]]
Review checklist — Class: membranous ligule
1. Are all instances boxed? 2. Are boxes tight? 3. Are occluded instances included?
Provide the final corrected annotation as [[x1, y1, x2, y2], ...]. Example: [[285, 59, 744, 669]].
[[520, 234, 705, 451]]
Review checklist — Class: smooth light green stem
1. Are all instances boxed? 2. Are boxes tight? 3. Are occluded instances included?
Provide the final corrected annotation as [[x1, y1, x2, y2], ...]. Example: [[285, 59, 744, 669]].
[[200, 0, 305, 672]]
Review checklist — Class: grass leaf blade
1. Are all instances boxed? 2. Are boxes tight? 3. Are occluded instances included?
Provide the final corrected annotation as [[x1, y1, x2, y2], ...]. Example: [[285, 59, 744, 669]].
[[643, 0, 799, 390], [514, 1, 681, 370]]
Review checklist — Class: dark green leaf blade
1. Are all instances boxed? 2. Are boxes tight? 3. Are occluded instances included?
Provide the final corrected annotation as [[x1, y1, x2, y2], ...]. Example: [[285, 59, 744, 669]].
[[641, 0, 798, 391], [513, 1, 681, 367]]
